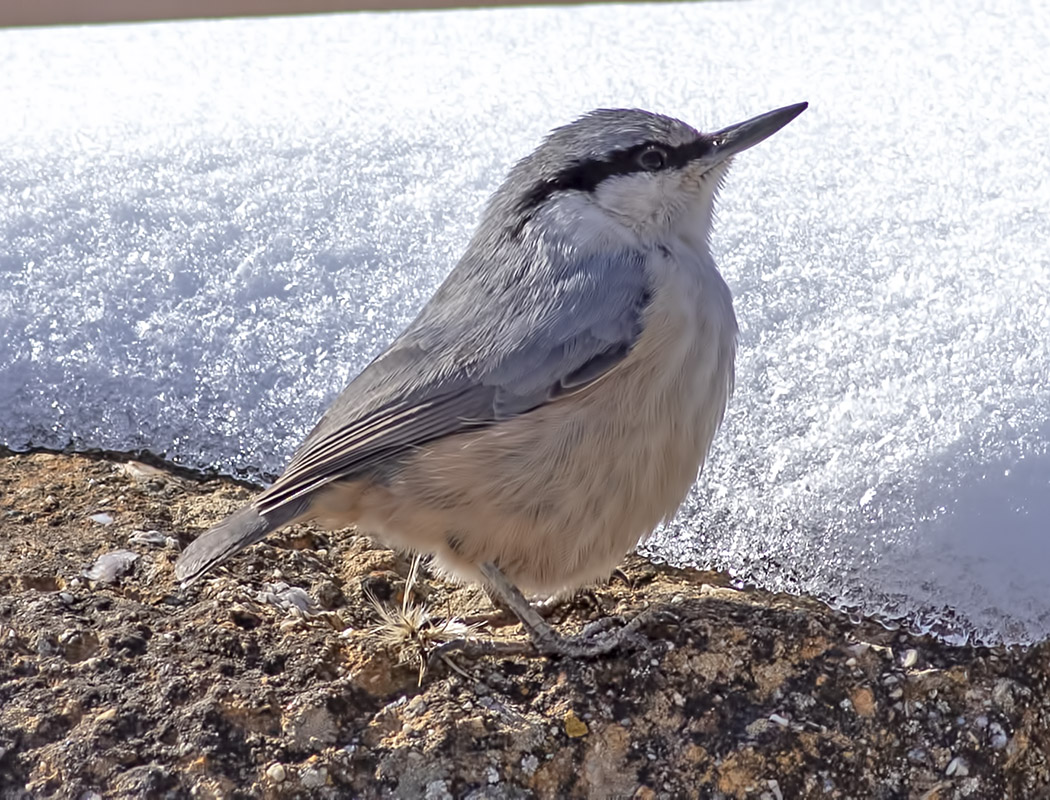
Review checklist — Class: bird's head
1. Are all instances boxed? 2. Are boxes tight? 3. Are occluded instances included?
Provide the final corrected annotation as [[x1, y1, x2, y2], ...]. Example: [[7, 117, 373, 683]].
[[492, 103, 807, 247]]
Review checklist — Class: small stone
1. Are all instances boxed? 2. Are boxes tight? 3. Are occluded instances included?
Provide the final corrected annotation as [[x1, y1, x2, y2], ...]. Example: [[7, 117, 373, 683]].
[[82, 550, 139, 584], [901, 648, 919, 668], [424, 779, 452, 800], [992, 679, 1016, 713], [127, 530, 170, 547], [521, 754, 539, 776], [746, 718, 771, 737], [59, 592, 75, 604], [989, 723, 1008, 749], [259, 582, 317, 615], [405, 695, 427, 718], [35, 634, 60, 657], [283, 705, 337, 748], [89, 513, 114, 525], [120, 460, 170, 483], [769, 713, 790, 727], [563, 710, 588, 738], [299, 765, 327, 789], [945, 756, 969, 777], [486, 766, 499, 784], [314, 579, 343, 609], [850, 687, 876, 718], [266, 763, 286, 783]]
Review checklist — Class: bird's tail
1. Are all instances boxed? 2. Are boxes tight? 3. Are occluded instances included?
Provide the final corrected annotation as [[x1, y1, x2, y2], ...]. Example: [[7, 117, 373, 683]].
[[174, 500, 308, 587]]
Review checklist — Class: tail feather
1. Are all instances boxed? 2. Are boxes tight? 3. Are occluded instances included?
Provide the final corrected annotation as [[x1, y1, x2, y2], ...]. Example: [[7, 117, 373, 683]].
[[175, 501, 307, 587]]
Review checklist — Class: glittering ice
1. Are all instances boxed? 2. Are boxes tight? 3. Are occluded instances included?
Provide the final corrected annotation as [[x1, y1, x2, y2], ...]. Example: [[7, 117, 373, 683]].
[[2, 1, 1048, 645]]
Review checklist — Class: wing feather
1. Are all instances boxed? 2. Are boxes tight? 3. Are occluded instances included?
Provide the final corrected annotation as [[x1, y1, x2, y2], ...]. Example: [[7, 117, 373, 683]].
[[254, 245, 650, 515]]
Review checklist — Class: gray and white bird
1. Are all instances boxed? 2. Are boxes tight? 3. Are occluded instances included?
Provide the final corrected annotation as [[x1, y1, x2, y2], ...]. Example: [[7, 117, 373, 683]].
[[176, 102, 807, 656]]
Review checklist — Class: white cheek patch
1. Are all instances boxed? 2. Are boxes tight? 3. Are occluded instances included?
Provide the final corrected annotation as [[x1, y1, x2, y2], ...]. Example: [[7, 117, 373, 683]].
[[592, 165, 726, 240], [593, 172, 684, 231]]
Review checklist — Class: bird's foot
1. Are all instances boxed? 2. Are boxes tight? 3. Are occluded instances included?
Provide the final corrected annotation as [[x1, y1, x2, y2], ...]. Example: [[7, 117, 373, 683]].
[[428, 561, 676, 665], [524, 605, 667, 657]]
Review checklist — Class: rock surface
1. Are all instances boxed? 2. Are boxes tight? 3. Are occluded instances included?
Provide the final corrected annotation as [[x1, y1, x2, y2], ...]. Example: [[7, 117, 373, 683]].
[[1, 450, 1048, 799]]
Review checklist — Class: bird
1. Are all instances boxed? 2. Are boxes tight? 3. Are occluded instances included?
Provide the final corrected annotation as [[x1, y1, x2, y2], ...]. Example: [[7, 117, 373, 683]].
[[175, 101, 808, 657]]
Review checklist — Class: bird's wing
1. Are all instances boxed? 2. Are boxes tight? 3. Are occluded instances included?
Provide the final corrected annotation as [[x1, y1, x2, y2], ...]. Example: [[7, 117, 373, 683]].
[[254, 247, 651, 514]]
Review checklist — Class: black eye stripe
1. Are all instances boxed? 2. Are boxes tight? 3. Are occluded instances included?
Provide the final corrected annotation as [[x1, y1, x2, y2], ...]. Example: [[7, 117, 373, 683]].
[[519, 138, 711, 213]]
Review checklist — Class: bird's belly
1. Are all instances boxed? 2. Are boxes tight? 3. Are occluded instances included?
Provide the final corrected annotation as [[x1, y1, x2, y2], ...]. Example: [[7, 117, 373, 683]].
[[350, 280, 736, 595]]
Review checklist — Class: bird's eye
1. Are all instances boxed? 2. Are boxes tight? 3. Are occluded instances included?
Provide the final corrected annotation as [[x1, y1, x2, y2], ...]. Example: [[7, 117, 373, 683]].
[[636, 146, 668, 171]]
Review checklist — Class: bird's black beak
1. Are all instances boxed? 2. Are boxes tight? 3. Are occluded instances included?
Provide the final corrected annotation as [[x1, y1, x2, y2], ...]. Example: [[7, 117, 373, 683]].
[[707, 102, 808, 163]]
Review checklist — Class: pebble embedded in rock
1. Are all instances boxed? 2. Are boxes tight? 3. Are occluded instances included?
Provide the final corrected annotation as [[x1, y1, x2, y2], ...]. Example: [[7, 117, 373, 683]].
[[120, 461, 170, 483], [266, 763, 286, 783], [989, 723, 1009, 750], [423, 779, 452, 800], [82, 550, 139, 584], [35, 633, 60, 657], [299, 765, 327, 788], [405, 695, 427, 718], [127, 530, 171, 547], [563, 710, 588, 738], [283, 705, 337, 749], [258, 582, 317, 615]]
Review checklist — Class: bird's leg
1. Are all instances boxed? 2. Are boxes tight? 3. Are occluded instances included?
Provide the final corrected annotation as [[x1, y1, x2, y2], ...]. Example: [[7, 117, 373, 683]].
[[477, 561, 656, 658], [463, 587, 569, 628]]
